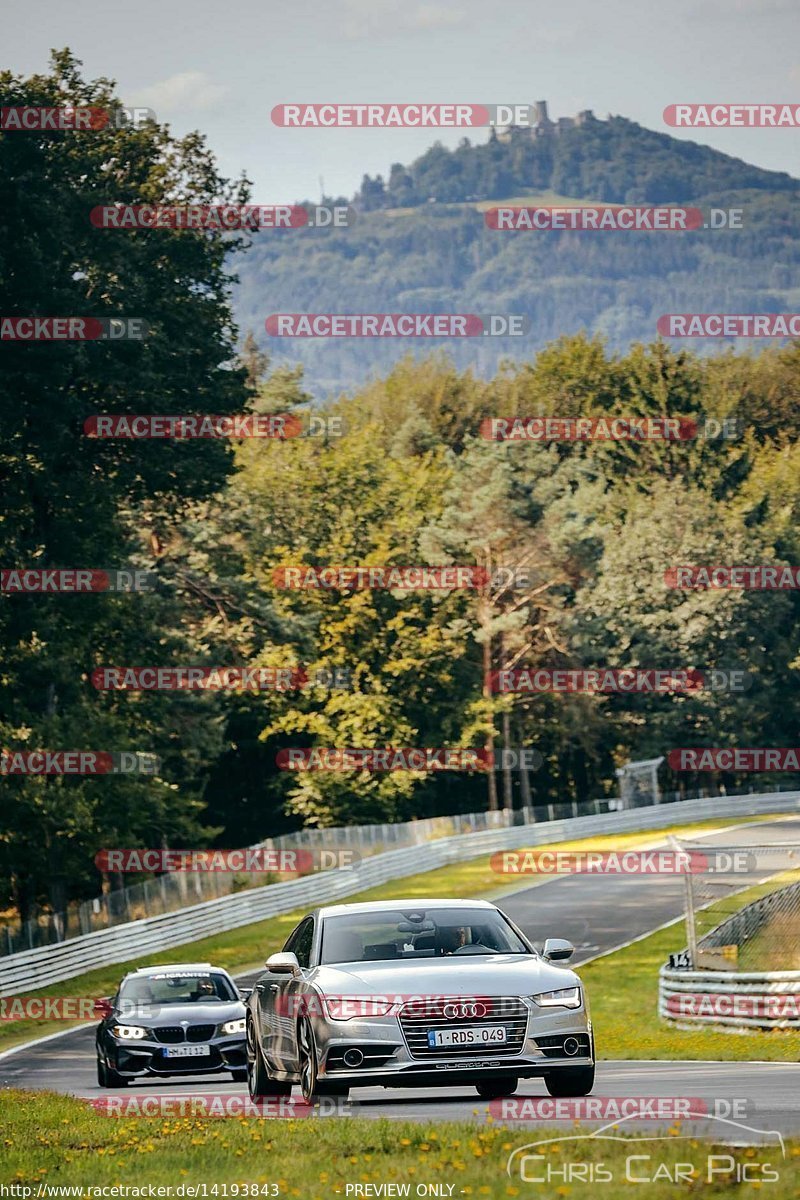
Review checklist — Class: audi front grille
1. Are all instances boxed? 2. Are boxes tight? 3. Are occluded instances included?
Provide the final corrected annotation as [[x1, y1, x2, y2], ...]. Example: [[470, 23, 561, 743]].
[[397, 996, 529, 1059]]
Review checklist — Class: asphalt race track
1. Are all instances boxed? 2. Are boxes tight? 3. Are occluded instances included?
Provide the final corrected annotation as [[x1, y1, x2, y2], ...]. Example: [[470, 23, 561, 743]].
[[2, 816, 799, 1135], [497, 815, 800, 963]]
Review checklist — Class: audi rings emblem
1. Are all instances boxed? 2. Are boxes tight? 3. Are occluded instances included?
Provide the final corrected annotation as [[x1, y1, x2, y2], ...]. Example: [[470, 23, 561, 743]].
[[442, 1001, 488, 1020]]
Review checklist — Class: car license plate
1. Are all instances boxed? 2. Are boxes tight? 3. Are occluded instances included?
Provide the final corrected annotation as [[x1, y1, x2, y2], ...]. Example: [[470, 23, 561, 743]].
[[427, 1026, 507, 1048], [163, 1044, 210, 1058]]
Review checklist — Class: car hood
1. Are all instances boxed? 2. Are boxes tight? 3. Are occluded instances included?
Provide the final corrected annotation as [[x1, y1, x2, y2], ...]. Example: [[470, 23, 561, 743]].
[[114, 1000, 245, 1025], [310, 955, 579, 996]]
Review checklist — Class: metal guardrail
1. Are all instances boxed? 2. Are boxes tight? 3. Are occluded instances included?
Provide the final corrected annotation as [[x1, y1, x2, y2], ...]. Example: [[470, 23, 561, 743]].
[[0, 804, 576, 954], [660, 875, 800, 1030], [659, 965, 800, 1029], [3, 791, 797, 997], [6, 783, 787, 954], [698, 879, 800, 959]]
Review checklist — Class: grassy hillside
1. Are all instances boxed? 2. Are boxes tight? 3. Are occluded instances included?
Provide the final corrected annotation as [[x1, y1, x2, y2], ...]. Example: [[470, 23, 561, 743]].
[[233, 116, 800, 395]]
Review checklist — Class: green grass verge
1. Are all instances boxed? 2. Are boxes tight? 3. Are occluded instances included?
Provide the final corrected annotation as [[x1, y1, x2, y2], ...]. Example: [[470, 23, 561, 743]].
[[0, 814, 792, 1057], [2, 1090, 798, 1196], [582, 869, 800, 1061]]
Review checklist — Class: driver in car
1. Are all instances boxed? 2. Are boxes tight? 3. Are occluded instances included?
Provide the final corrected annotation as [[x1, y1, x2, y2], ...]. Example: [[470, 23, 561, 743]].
[[437, 926, 468, 955]]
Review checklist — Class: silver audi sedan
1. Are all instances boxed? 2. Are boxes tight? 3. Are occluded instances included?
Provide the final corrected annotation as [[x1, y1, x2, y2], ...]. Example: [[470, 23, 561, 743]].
[[246, 898, 594, 1102]]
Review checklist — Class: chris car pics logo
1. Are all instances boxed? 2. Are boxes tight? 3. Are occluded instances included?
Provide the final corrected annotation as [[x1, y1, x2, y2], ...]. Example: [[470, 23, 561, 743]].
[[506, 1114, 784, 1185]]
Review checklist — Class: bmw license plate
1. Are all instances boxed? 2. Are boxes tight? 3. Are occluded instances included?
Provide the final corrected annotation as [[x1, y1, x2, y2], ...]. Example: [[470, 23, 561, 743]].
[[427, 1026, 507, 1048], [163, 1044, 210, 1058]]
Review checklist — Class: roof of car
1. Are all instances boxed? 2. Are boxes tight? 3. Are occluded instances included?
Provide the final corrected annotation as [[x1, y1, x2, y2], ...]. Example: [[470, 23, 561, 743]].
[[317, 899, 495, 918]]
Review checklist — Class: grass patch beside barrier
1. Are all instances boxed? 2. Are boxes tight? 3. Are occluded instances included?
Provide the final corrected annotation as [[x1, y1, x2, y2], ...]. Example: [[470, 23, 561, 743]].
[[1, 1089, 798, 1196], [0, 813, 791, 1054], [582, 870, 800, 1061]]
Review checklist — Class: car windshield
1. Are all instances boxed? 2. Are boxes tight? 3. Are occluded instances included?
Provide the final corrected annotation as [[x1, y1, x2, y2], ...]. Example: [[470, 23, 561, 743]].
[[118, 972, 237, 1005], [319, 907, 529, 964]]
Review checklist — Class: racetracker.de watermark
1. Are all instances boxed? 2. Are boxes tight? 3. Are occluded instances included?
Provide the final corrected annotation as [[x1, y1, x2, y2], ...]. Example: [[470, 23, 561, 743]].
[[658, 313, 800, 337], [666, 993, 800, 1020], [0, 996, 102, 1021], [0, 750, 159, 775], [479, 417, 741, 441], [485, 206, 742, 231], [668, 747, 800, 771], [273, 993, 541, 1018], [89, 1094, 353, 1118], [489, 849, 756, 875], [265, 314, 527, 337], [272, 565, 532, 589], [90, 666, 351, 691], [665, 565, 800, 589], [0, 106, 155, 131], [272, 103, 570, 128], [487, 668, 751, 693], [1, 317, 147, 340], [1, 569, 156, 593], [90, 204, 354, 230], [83, 414, 344, 439], [490, 1097, 753, 1121], [278, 747, 541, 772], [94, 847, 359, 873], [276, 748, 492, 772], [664, 103, 800, 127]]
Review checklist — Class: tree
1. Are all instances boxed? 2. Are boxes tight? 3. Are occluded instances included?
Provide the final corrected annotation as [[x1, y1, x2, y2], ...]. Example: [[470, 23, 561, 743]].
[[0, 50, 250, 920]]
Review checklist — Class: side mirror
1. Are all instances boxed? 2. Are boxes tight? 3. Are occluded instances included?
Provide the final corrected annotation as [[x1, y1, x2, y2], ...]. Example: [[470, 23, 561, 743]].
[[93, 997, 114, 1018], [238, 987, 253, 1001], [266, 951, 302, 976], [543, 938, 574, 962]]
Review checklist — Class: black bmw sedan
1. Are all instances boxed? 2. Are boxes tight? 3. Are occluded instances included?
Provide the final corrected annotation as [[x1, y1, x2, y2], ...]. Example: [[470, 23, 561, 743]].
[[95, 962, 248, 1087]]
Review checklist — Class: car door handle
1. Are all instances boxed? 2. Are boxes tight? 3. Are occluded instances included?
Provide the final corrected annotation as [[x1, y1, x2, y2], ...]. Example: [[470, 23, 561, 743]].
[[269, 983, 280, 992]]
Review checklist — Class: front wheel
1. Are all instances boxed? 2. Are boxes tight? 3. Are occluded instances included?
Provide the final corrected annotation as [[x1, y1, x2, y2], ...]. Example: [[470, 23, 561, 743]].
[[247, 1017, 291, 1099], [96, 1053, 128, 1088], [543, 1064, 595, 1097], [475, 1076, 518, 1100], [297, 1016, 319, 1103]]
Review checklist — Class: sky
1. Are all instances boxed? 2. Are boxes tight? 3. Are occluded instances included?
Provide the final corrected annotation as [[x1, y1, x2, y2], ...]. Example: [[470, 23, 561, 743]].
[[3, 0, 799, 201]]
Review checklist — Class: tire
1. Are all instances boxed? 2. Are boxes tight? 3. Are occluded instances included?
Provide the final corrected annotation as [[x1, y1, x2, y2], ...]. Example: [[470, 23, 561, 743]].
[[544, 1064, 595, 1097], [97, 1053, 128, 1088], [475, 1077, 518, 1100], [231, 1069, 248, 1083], [247, 1017, 292, 1099], [297, 1015, 321, 1103]]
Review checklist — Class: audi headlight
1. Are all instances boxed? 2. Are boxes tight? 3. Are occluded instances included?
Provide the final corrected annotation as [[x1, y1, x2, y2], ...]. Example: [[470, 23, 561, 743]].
[[324, 997, 395, 1020], [220, 1018, 246, 1035], [111, 1024, 147, 1040], [532, 987, 581, 1009]]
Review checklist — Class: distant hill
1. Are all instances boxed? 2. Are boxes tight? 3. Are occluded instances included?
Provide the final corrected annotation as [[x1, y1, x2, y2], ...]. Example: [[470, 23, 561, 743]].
[[233, 112, 800, 396]]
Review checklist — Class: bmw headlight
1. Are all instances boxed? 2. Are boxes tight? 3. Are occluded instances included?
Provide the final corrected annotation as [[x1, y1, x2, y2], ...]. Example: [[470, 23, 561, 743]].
[[111, 1024, 147, 1040], [532, 987, 581, 1009], [220, 1018, 246, 1035]]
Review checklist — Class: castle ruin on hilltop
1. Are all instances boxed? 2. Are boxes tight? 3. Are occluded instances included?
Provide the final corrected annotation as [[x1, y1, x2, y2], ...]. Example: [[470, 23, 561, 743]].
[[495, 101, 597, 142]]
